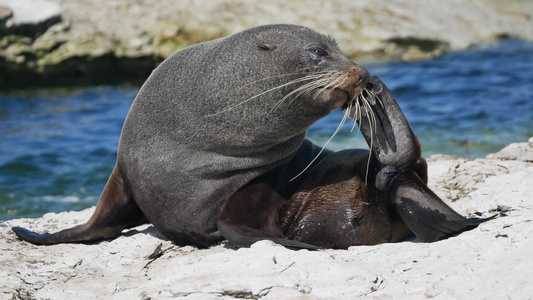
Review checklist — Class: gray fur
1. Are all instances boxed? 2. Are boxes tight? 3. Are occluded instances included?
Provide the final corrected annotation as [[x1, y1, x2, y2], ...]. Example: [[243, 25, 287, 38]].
[[117, 24, 352, 246]]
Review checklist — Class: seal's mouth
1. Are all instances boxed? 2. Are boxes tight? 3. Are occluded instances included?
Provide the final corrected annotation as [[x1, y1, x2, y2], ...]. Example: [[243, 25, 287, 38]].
[[334, 88, 351, 100], [320, 86, 366, 109], [316, 69, 372, 107], [340, 77, 383, 113], [316, 87, 352, 108], [342, 84, 369, 106]]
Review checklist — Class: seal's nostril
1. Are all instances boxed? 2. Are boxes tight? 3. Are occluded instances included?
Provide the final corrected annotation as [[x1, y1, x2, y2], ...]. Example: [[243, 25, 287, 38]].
[[355, 69, 370, 87]]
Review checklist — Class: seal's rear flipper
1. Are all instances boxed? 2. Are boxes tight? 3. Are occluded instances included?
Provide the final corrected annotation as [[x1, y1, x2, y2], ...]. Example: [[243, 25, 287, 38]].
[[11, 222, 126, 245], [12, 166, 147, 245], [390, 171, 495, 242]]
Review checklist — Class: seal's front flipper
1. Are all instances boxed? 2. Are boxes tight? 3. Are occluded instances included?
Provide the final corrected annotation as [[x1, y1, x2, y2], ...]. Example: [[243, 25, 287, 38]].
[[389, 171, 494, 242], [12, 166, 147, 245], [347, 76, 421, 170]]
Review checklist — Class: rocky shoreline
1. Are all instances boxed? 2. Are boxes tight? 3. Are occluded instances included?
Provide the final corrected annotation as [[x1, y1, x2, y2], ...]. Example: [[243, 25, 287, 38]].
[[1, 0, 532, 88], [1, 138, 532, 299]]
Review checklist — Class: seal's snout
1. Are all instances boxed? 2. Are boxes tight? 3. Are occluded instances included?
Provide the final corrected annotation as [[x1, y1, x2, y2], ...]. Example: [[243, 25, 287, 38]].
[[343, 66, 371, 103], [355, 68, 370, 88]]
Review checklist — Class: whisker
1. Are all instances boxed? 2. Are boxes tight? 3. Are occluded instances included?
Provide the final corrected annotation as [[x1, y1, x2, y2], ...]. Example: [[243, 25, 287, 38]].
[[269, 79, 325, 114], [270, 71, 340, 114], [207, 72, 331, 117], [350, 101, 361, 135], [239, 67, 326, 88], [365, 86, 384, 108], [350, 102, 359, 133], [284, 74, 342, 109], [289, 101, 350, 182], [312, 71, 345, 99], [360, 92, 378, 185]]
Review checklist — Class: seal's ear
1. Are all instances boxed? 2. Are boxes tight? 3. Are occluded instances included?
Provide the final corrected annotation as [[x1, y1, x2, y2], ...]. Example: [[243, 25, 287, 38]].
[[257, 43, 277, 51]]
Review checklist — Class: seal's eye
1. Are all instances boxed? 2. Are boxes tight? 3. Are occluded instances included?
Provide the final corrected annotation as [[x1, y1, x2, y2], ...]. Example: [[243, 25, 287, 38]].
[[258, 44, 276, 51], [308, 47, 329, 57]]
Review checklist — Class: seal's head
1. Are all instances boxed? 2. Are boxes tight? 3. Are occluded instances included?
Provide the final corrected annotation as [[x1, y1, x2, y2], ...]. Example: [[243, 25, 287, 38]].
[[249, 25, 369, 106], [130, 24, 370, 153], [209, 24, 371, 138]]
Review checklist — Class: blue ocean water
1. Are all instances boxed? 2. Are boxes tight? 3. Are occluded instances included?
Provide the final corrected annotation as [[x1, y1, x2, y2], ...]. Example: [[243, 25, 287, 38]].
[[1, 39, 532, 220]]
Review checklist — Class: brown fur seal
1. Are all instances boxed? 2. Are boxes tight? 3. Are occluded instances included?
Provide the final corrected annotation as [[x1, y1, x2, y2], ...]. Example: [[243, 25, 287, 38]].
[[12, 24, 491, 249]]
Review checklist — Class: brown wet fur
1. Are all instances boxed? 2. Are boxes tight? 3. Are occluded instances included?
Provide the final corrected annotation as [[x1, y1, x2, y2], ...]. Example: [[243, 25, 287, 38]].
[[280, 152, 391, 248], [219, 149, 416, 250], [218, 142, 333, 250]]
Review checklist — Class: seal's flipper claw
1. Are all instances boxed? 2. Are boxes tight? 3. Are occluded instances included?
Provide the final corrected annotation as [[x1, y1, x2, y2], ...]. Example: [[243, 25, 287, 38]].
[[390, 171, 492, 242]]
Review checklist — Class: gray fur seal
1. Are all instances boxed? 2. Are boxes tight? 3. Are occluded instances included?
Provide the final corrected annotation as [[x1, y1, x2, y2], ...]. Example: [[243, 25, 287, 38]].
[[12, 24, 490, 249]]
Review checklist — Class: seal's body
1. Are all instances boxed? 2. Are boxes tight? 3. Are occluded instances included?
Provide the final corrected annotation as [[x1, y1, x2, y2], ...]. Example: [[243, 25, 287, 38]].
[[217, 77, 489, 249], [12, 24, 490, 249]]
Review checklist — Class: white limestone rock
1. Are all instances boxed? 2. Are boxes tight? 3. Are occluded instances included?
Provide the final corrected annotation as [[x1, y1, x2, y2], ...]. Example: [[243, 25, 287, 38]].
[[1, 138, 532, 299]]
